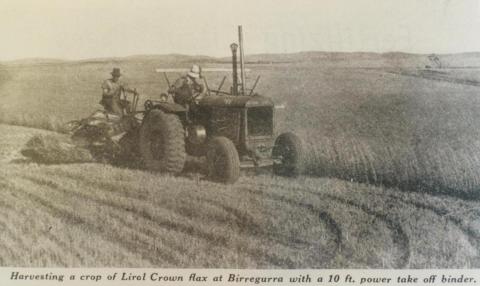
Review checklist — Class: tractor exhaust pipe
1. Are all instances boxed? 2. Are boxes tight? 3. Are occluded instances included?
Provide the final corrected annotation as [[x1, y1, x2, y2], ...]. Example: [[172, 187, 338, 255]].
[[238, 25, 246, 96], [230, 43, 239, 96]]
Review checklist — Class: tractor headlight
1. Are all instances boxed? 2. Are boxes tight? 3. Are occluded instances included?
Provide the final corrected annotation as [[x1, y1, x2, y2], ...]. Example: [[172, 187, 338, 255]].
[[187, 125, 207, 145]]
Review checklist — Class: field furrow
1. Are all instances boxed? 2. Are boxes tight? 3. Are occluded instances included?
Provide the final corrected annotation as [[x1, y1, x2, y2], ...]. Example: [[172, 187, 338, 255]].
[[0, 183, 80, 266], [0, 124, 479, 268], [244, 178, 479, 268], [239, 181, 407, 268], [18, 168, 337, 267], [0, 172, 154, 267]]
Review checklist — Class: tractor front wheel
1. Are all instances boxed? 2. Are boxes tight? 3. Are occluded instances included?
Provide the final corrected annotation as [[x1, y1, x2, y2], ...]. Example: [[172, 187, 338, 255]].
[[139, 110, 186, 174], [206, 137, 240, 184], [272, 132, 305, 177]]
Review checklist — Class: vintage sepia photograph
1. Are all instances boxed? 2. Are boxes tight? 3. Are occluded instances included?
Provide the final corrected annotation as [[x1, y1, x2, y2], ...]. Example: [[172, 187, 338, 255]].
[[0, 0, 479, 270]]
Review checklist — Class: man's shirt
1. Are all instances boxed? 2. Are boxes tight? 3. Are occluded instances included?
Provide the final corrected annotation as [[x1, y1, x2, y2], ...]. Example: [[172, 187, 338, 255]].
[[170, 76, 205, 105], [102, 78, 130, 98]]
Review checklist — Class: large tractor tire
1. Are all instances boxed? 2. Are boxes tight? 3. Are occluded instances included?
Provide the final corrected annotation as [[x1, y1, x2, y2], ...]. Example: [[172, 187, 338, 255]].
[[139, 110, 186, 174], [206, 137, 240, 184], [272, 132, 305, 177]]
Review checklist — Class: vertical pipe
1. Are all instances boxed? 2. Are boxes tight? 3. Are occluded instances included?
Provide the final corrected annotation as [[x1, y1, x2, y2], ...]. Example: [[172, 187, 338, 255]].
[[238, 25, 246, 96], [230, 43, 238, 96]]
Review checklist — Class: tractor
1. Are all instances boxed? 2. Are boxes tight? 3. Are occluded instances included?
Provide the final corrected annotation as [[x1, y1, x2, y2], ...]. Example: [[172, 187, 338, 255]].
[[69, 26, 304, 183]]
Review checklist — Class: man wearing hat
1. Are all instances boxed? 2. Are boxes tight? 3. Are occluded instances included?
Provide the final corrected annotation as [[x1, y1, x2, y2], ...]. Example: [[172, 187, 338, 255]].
[[168, 64, 205, 106], [100, 68, 136, 115]]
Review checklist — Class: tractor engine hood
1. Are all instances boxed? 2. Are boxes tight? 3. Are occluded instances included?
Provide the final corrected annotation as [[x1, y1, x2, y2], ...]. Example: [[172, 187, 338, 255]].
[[197, 95, 274, 108]]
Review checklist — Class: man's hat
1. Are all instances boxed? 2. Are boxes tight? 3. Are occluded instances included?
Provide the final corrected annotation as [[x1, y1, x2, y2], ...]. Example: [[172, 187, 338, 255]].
[[187, 65, 201, 78], [111, 68, 122, 77]]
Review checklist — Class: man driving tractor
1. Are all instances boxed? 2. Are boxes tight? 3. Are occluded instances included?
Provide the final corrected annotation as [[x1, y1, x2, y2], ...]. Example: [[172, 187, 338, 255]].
[[168, 65, 205, 106], [100, 68, 137, 116]]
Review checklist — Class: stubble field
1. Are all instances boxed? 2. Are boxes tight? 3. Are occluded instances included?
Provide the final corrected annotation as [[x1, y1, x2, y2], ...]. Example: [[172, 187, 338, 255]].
[[1, 124, 479, 268], [0, 53, 479, 267]]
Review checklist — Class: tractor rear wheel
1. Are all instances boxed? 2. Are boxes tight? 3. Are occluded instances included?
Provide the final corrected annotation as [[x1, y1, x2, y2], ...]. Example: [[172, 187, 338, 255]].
[[206, 137, 240, 184], [272, 132, 304, 177], [139, 110, 186, 173]]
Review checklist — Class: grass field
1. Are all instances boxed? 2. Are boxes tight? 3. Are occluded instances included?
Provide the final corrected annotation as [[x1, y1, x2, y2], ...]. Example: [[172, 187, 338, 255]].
[[1, 53, 480, 267], [2, 54, 480, 196], [0, 124, 479, 268]]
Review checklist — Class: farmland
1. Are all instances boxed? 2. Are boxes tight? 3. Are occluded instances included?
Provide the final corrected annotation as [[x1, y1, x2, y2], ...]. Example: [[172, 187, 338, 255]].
[[0, 124, 479, 268], [2, 53, 480, 196], [0, 52, 480, 267]]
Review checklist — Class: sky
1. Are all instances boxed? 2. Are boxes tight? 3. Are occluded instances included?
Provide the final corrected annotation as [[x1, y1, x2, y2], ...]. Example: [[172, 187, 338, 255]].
[[1, 0, 480, 60]]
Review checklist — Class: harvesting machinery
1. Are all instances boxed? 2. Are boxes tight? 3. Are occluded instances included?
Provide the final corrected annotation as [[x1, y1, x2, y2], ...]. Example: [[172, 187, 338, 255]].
[[69, 26, 304, 183]]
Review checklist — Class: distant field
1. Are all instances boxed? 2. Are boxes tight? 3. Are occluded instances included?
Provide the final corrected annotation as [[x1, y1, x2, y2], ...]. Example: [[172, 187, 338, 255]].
[[2, 55, 480, 196], [0, 124, 479, 268]]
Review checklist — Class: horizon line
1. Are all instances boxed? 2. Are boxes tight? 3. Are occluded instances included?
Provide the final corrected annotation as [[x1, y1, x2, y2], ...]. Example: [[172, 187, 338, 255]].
[[3, 50, 480, 63]]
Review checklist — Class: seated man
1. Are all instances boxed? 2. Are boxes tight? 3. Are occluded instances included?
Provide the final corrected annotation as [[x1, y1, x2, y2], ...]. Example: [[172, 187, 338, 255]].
[[100, 68, 136, 116], [168, 65, 205, 106]]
